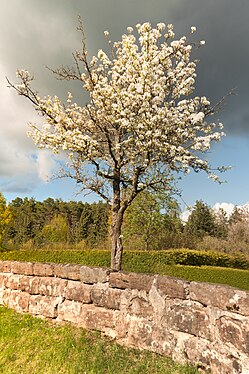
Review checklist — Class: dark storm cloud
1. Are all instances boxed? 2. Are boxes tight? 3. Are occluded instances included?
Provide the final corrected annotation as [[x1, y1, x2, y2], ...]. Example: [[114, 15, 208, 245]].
[[1, 0, 249, 136]]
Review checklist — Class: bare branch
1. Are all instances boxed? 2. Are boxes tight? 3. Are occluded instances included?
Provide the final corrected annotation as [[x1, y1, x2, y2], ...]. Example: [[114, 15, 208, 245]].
[[46, 65, 81, 81], [205, 88, 237, 117]]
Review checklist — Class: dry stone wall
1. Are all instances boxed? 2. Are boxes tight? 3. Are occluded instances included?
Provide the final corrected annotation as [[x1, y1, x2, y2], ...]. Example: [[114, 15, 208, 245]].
[[0, 260, 248, 373]]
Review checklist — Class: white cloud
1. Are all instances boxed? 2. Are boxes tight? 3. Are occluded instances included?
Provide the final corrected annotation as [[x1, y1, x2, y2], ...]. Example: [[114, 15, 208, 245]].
[[181, 202, 249, 223], [0, 61, 59, 193], [180, 209, 192, 223], [213, 202, 249, 218], [212, 202, 235, 217], [36, 151, 57, 182]]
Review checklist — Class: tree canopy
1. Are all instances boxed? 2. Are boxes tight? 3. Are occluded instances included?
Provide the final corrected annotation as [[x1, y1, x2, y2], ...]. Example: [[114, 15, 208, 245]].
[[186, 200, 217, 239], [9, 21, 226, 269], [123, 191, 182, 250]]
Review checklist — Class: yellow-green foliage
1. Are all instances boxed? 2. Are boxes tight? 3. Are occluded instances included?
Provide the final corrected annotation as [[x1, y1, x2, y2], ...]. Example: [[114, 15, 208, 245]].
[[122, 249, 249, 270], [0, 248, 249, 290], [0, 249, 111, 267], [0, 248, 248, 270], [42, 214, 69, 243], [0, 193, 12, 247]]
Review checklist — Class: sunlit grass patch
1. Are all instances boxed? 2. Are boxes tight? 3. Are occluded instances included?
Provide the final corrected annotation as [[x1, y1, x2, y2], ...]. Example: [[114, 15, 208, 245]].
[[0, 306, 199, 374]]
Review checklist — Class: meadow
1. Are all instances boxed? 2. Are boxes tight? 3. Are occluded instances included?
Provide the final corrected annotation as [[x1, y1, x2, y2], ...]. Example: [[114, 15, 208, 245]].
[[0, 306, 200, 374]]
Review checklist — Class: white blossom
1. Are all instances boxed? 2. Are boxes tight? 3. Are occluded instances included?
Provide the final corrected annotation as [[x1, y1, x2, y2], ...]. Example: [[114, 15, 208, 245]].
[[136, 83, 143, 93], [191, 112, 205, 124], [14, 21, 225, 204], [15, 83, 26, 91], [157, 23, 166, 31], [201, 96, 210, 106]]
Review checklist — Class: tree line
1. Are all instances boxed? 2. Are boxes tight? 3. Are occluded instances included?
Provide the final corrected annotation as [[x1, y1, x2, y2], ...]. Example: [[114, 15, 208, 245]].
[[0, 192, 249, 256], [0, 193, 109, 249], [186, 200, 249, 256], [124, 196, 249, 256]]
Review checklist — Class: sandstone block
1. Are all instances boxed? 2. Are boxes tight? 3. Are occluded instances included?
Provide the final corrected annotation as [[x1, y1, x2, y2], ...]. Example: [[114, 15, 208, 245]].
[[18, 276, 32, 292], [11, 261, 33, 275], [1, 288, 11, 304], [5, 274, 40, 294], [63, 280, 92, 303], [127, 317, 176, 356], [181, 335, 242, 374], [0, 290, 4, 304], [38, 277, 67, 296], [182, 335, 211, 370], [190, 282, 233, 308], [156, 275, 188, 299], [165, 302, 211, 339], [0, 274, 6, 288], [91, 285, 122, 309], [57, 299, 84, 324], [53, 263, 81, 280], [7, 290, 30, 312], [216, 316, 249, 354], [29, 295, 60, 318], [209, 357, 243, 374], [33, 262, 54, 277], [5, 274, 22, 290], [0, 261, 12, 273], [190, 282, 249, 316], [148, 283, 166, 323], [109, 272, 154, 292], [80, 266, 110, 284], [128, 296, 153, 317], [29, 276, 41, 294], [83, 305, 117, 331], [228, 291, 249, 316], [115, 313, 131, 339]]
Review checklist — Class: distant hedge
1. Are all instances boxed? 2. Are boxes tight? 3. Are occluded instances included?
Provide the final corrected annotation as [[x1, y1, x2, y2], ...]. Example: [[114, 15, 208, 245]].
[[0, 249, 110, 268], [122, 249, 249, 271], [0, 248, 249, 290], [0, 248, 248, 270]]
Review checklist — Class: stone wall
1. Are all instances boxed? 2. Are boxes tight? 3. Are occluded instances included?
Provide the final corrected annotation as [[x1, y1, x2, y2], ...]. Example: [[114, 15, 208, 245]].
[[0, 260, 248, 373]]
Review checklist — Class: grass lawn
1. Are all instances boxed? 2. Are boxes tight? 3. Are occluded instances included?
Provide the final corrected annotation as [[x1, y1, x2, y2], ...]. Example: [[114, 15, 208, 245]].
[[0, 306, 199, 374], [0, 249, 249, 290]]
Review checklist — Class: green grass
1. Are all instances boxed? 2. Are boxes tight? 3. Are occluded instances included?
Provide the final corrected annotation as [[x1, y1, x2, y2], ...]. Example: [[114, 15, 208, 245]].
[[150, 264, 249, 290], [0, 249, 249, 290], [0, 249, 111, 267], [0, 306, 199, 374]]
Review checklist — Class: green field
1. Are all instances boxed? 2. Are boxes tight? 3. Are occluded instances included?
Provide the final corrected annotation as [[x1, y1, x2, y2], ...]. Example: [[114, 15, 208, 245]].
[[0, 306, 199, 374], [0, 249, 249, 290]]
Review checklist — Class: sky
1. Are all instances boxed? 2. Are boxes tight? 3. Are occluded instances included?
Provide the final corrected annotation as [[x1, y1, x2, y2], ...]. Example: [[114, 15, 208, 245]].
[[1, 0, 249, 214]]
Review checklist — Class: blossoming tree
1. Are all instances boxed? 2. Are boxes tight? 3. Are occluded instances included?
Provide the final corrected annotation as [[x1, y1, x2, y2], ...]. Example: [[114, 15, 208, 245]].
[[9, 21, 226, 270]]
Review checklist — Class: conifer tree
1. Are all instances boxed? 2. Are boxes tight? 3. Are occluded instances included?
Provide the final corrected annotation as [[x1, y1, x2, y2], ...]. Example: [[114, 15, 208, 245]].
[[186, 200, 216, 239]]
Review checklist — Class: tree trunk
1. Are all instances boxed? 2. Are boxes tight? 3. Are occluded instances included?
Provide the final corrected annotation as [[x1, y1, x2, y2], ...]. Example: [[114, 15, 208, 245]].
[[110, 169, 128, 271], [110, 208, 124, 271]]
